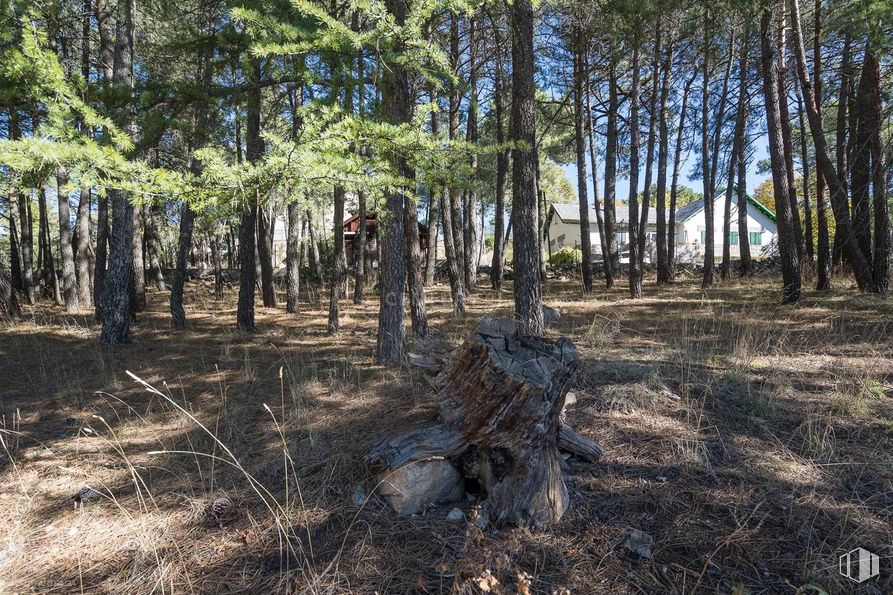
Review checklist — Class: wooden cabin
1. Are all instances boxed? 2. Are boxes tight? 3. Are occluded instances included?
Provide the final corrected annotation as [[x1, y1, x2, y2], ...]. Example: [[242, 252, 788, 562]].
[[341, 213, 430, 265]]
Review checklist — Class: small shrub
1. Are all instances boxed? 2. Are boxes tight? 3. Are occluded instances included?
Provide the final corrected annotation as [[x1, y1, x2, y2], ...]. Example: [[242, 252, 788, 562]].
[[549, 247, 582, 267]]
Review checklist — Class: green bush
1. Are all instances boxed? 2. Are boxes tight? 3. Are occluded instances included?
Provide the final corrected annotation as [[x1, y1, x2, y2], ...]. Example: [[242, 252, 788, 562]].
[[549, 247, 582, 267]]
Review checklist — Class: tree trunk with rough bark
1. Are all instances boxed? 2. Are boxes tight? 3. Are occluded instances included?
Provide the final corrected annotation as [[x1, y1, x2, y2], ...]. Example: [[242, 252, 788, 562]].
[[237, 60, 263, 332], [377, 0, 410, 366], [655, 35, 674, 284], [76, 187, 93, 307], [813, 0, 829, 290], [0, 267, 20, 319], [788, 0, 877, 293], [627, 26, 643, 299], [57, 169, 79, 312], [573, 24, 592, 292], [510, 0, 543, 334], [669, 74, 695, 280], [286, 201, 301, 313], [405, 190, 428, 339], [760, 7, 801, 304], [490, 53, 507, 290], [603, 54, 619, 286], [701, 10, 715, 288], [258, 203, 277, 308]]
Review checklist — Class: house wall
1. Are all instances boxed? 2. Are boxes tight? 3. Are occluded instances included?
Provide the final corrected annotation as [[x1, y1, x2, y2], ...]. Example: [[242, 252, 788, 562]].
[[546, 216, 656, 261], [676, 196, 777, 263]]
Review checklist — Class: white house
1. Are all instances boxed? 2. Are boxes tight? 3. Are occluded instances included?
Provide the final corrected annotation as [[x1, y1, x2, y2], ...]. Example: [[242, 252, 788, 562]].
[[546, 203, 658, 261], [546, 193, 777, 263], [673, 195, 777, 262]]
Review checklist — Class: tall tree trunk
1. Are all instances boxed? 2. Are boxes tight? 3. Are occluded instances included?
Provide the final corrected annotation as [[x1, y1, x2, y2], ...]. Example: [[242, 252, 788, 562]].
[[258, 203, 277, 308], [573, 23, 592, 291], [306, 209, 325, 289], [701, 9, 715, 288], [355, 191, 368, 300], [328, 185, 345, 333], [655, 35, 674, 284], [94, 0, 114, 319], [730, 31, 751, 278], [377, 0, 409, 365], [237, 60, 263, 331], [431, 88, 465, 311], [627, 24, 643, 299], [796, 89, 814, 269], [667, 70, 698, 281], [788, 0, 877, 293], [405, 188, 428, 338], [510, 0, 543, 334], [8, 189, 23, 294], [145, 202, 166, 290], [603, 53, 619, 286], [76, 186, 93, 306], [850, 48, 873, 267], [734, 32, 753, 277], [448, 13, 465, 286], [170, 37, 212, 329], [424, 190, 438, 287], [39, 183, 62, 305], [56, 169, 79, 312], [130, 198, 146, 313], [760, 7, 801, 304], [286, 201, 301, 313], [585, 64, 610, 283], [11, 112, 35, 304], [100, 0, 136, 344], [0, 266, 20, 319], [490, 51, 507, 290], [832, 33, 852, 271], [354, 47, 368, 301], [862, 49, 889, 293], [776, 12, 805, 265], [638, 20, 661, 271], [813, 0, 829, 290], [463, 13, 479, 291]]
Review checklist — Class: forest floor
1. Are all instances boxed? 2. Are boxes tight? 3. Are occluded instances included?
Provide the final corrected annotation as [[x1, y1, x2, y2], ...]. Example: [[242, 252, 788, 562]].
[[1, 274, 892, 594]]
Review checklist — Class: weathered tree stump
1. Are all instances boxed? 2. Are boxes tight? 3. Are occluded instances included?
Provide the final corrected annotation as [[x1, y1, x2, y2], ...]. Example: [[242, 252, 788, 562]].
[[366, 317, 601, 528]]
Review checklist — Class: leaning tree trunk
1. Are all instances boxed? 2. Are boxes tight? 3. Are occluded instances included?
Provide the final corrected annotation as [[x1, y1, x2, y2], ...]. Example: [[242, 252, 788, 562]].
[[788, 0, 877, 293], [367, 317, 601, 528]]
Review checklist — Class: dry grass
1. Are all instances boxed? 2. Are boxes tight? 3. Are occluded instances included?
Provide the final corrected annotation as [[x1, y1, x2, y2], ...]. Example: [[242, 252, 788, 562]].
[[0, 274, 892, 594]]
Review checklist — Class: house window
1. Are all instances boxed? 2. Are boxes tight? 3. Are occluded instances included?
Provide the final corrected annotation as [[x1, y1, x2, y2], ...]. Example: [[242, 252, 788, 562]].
[[617, 232, 627, 244], [730, 232, 739, 246], [750, 231, 762, 245], [557, 234, 566, 247], [700, 231, 706, 244]]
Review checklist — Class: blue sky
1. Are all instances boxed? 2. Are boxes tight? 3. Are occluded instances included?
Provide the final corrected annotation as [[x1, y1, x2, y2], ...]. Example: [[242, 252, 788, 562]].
[[560, 132, 772, 203]]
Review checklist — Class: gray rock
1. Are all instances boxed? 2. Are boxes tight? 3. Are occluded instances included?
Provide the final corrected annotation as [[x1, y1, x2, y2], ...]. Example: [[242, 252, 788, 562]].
[[543, 305, 561, 326], [618, 528, 654, 559], [378, 459, 464, 516], [446, 507, 464, 521]]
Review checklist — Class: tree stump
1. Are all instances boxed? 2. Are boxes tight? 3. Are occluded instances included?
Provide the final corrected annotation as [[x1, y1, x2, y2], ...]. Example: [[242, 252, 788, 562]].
[[366, 317, 601, 528]]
